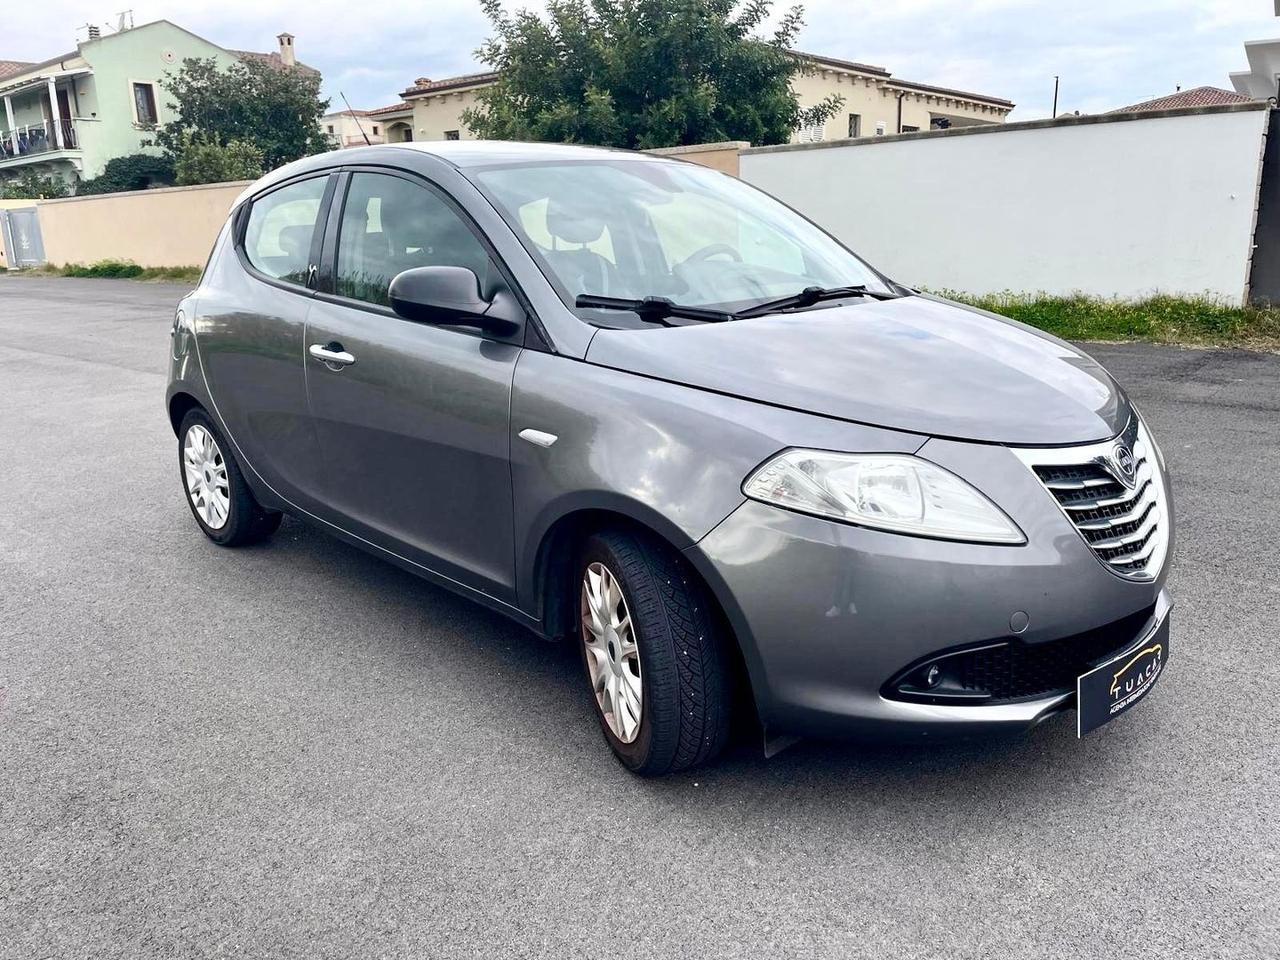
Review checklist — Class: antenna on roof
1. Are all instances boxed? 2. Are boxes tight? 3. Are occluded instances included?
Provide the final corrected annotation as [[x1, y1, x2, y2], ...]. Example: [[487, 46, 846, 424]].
[[340, 91, 373, 147]]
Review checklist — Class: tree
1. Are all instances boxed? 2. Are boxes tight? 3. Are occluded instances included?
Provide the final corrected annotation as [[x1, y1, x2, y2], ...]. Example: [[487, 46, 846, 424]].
[[154, 57, 329, 170], [173, 132, 264, 185], [0, 171, 70, 200], [461, 0, 842, 149], [76, 153, 175, 195]]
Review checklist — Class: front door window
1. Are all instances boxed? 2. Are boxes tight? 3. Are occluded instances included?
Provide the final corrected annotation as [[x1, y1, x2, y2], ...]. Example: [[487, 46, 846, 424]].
[[334, 172, 494, 306]]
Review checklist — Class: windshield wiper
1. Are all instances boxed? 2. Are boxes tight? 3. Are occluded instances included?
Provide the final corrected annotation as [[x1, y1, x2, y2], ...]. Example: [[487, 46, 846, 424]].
[[576, 284, 902, 326], [732, 284, 902, 319], [576, 294, 733, 326]]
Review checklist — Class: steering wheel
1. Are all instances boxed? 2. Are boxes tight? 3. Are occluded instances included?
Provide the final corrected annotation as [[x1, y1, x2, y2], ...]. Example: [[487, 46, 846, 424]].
[[677, 243, 742, 267]]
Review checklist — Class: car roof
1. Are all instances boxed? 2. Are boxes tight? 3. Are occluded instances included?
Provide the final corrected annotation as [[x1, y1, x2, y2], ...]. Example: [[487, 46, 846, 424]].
[[382, 139, 661, 168], [232, 139, 676, 209]]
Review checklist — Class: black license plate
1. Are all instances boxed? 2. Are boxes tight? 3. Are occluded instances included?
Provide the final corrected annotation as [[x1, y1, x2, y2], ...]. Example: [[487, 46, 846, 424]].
[[1077, 614, 1170, 737]]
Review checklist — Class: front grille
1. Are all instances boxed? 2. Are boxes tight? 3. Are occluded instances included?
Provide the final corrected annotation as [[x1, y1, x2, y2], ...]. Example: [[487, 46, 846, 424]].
[[1014, 417, 1169, 580], [887, 604, 1157, 703]]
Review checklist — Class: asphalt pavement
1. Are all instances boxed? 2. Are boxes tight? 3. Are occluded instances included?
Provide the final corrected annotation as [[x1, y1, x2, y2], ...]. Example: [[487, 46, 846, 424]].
[[1, 277, 1277, 958]]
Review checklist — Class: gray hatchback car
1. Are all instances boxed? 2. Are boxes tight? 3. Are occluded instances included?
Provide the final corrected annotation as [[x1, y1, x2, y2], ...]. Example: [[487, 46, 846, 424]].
[[167, 141, 1173, 775]]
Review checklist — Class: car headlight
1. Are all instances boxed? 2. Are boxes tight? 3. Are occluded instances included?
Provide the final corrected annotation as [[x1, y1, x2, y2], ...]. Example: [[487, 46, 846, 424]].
[[743, 450, 1025, 544]]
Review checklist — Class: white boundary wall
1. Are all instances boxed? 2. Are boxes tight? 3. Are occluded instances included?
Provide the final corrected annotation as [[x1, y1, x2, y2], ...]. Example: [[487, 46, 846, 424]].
[[740, 105, 1270, 304]]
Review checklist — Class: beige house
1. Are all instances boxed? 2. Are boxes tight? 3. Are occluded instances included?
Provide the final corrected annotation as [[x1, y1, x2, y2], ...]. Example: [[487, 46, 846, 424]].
[[395, 53, 1010, 145], [399, 72, 498, 142], [788, 52, 1012, 141], [320, 102, 415, 149]]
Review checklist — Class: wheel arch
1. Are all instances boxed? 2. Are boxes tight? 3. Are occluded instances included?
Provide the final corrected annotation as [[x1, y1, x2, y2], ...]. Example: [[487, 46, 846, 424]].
[[527, 500, 760, 730], [168, 390, 203, 436]]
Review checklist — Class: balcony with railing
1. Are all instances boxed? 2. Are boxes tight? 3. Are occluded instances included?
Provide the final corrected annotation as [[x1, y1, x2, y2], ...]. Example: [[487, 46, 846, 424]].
[[0, 118, 84, 169]]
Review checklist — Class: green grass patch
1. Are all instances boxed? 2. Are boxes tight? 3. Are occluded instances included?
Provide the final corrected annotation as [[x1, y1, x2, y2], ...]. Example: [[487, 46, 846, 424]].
[[19, 260, 202, 283], [938, 291, 1280, 350], [61, 259, 145, 278]]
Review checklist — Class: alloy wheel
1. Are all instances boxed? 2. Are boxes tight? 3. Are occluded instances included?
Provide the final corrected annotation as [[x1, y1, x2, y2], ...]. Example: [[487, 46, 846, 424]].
[[183, 424, 230, 530], [581, 561, 643, 743]]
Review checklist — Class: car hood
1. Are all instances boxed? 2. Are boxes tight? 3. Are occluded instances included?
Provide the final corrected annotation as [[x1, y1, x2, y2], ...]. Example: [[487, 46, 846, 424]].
[[584, 295, 1130, 445]]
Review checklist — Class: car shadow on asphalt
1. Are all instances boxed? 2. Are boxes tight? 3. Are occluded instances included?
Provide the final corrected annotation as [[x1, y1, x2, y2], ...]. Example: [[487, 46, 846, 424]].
[[246, 514, 1122, 807]]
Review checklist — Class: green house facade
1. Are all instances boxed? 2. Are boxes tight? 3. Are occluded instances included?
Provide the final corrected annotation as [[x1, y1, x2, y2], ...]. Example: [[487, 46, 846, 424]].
[[0, 20, 312, 188]]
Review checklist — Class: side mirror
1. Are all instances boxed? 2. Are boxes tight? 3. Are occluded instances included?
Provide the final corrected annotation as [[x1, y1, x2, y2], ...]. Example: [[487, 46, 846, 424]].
[[388, 265, 522, 336]]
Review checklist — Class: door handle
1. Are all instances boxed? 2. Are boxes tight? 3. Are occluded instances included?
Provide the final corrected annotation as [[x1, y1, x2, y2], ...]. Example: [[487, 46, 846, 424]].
[[309, 342, 356, 367]]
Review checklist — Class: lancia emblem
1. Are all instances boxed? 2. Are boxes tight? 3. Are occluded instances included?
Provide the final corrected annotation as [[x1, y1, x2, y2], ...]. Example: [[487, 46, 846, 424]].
[[1111, 444, 1137, 486]]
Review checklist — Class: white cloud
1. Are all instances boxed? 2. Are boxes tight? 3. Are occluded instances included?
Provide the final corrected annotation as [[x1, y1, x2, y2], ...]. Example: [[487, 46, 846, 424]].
[[4, 1, 1278, 118]]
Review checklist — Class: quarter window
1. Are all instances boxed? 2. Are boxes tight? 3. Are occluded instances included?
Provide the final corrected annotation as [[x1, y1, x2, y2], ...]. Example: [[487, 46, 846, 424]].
[[243, 176, 328, 285], [335, 172, 493, 307]]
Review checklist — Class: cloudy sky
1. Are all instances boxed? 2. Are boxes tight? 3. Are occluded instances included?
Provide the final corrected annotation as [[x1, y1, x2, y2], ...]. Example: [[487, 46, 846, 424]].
[[7, 1, 1279, 118]]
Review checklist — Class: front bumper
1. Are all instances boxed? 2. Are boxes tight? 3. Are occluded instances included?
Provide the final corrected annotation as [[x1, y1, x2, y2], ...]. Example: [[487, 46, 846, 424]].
[[686, 435, 1174, 741]]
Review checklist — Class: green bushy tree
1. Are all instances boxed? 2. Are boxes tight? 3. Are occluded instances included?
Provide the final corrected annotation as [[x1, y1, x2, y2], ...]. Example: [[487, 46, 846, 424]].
[[155, 56, 329, 170], [76, 153, 176, 195], [461, 0, 842, 149], [0, 171, 71, 199], [173, 132, 265, 185]]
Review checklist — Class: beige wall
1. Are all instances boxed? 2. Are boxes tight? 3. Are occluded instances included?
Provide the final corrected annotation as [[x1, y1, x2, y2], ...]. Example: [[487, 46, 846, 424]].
[[410, 88, 484, 141], [37, 180, 253, 268], [18, 139, 748, 272], [645, 141, 749, 177]]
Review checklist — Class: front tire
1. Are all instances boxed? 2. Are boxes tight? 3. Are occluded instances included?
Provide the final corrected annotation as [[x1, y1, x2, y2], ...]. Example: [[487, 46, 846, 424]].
[[178, 408, 282, 547], [577, 529, 732, 775]]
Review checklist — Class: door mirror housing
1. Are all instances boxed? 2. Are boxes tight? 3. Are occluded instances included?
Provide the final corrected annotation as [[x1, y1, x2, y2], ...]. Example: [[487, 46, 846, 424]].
[[388, 266, 522, 336]]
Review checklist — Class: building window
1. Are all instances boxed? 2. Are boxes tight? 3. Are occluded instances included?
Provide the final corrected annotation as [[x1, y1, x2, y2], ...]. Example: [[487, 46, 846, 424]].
[[327, 124, 334, 134], [132, 82, 158, 125], [847, 114, 861, 138], [874, 121, 887, 136], [796, 121, 825, 144], [402, 128, 413, 142], [445, 130, 460, 141], [901, 125, 920, 133], [371, 125, 378, 135]]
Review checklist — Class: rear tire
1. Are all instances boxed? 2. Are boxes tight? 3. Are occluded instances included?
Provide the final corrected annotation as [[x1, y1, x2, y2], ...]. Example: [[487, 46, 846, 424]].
[[178, 408, 282, 547], [577, 529, 732, 775]]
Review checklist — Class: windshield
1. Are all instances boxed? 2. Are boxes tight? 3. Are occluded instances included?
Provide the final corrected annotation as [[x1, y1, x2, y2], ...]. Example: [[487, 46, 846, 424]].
[[468, 158, 889, 324]]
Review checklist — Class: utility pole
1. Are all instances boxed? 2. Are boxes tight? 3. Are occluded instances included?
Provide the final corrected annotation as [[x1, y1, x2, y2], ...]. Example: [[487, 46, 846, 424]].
[[1052, 76, 1060, 118]]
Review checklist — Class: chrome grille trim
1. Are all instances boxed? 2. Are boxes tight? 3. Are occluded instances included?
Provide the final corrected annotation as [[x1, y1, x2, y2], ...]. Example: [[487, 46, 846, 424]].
[[1011, 417, 1170, 582]]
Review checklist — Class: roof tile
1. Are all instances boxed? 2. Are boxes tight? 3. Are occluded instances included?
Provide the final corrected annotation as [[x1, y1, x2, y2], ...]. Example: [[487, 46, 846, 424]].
[[1109, 86, 1256, 113], [0, 59, 36, 80]]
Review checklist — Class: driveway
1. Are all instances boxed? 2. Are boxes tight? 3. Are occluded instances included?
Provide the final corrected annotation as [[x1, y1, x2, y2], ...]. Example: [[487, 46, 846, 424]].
[[1, 277, 1277, 958]]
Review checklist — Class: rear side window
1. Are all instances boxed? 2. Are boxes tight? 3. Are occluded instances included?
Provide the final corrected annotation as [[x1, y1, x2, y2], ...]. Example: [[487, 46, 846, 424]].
[[335, 172, 494, 307], [243, 177, 328, 285]]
